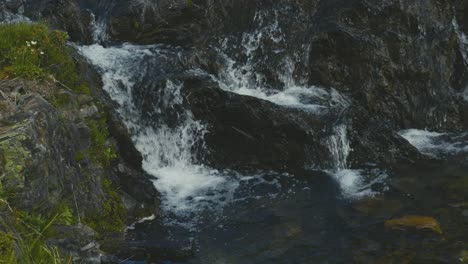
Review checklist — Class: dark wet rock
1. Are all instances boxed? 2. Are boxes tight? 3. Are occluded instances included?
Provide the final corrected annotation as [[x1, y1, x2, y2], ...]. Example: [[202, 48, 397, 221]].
[[183, 77, 331, 174], [119, 220, 194, 262], [101, 0, 263, 45], [106, 0, 203, 45], [347, 108, 422, 165], [0, 0, 94, 43], [455, 0, 468, 34], [306, 0, 467, 132]]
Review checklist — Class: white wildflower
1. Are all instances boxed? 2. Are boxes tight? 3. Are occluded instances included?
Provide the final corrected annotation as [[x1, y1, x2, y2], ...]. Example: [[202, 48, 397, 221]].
[[40, 51, 44, 55], [31, 41, 37, 45]]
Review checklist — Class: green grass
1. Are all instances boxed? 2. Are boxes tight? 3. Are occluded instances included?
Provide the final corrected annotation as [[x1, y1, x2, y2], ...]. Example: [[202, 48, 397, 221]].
[[0, 22, 89, 94], [0, 211, 72, 264]]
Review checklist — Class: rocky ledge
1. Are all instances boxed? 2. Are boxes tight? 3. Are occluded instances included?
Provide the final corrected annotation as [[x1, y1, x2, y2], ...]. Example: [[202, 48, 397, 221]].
[[0, 77, 159, 262]]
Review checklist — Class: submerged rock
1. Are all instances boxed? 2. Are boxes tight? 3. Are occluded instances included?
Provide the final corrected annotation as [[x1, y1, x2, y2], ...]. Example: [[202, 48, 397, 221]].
[[385, 215, 443, 234]]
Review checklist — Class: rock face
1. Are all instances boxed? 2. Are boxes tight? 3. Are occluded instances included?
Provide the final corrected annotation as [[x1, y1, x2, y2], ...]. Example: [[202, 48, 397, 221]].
[[0, 78, 159, 260], [306, 0, 467, 130]]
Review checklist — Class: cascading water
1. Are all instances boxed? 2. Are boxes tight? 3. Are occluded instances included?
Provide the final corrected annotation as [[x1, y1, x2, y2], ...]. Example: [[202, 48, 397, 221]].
[[325, 125, 388, 199], [210, 9, 349, 113], [79, 44, 240, 226], [79, 6, 385, 225], [206, 9, 385, 199]]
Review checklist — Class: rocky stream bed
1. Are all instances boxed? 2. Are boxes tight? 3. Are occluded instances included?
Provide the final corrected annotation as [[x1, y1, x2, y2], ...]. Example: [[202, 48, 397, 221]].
[[1, 0, 468, 263]]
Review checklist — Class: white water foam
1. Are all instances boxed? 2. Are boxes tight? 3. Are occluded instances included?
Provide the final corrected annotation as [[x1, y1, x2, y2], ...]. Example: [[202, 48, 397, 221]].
[[326, 125, 387, 199], [215, 55, 347, 113], [79, 44, 240, 226], [90, 13, 109, 43], [212, 10, 348, 113], [399, 129, 468, 157], [333, 169, 388, 199]]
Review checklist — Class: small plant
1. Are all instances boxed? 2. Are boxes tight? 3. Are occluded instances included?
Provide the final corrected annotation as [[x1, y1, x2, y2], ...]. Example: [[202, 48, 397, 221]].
[[0, 211, 73, 264], [0, 23, 89, 94], [86, 117, 117, 167], [53, 202, 77, 226], [14, 213, 73, 264], [83, 179, 126, 235]]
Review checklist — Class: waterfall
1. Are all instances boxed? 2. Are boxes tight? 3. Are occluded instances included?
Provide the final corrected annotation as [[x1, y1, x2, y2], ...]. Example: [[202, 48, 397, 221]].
[[79, 44, 240, 227], [77, 6, 385, 226], [210, 9, 348, 113], [326, 125, 387, 199], [90, 13, 109, 44], [326, 125, 351, 170]]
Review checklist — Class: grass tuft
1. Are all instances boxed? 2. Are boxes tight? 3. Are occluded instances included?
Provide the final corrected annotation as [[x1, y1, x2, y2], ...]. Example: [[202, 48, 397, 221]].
[[0, 22, 89, 94]]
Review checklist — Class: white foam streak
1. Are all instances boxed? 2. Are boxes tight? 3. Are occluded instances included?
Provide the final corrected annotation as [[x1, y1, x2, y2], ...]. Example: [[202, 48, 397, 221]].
[[399, 129, 468, 157], [213, 10, 348, 113]]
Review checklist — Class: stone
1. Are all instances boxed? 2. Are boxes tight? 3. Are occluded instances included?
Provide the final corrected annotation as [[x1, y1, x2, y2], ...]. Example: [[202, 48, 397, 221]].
[[384, 215, 443, 234]]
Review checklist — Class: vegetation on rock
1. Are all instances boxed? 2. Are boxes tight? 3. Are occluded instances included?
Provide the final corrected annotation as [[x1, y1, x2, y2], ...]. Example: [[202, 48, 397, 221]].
[[0, 22, 89, 94], [86, 116, 117, 168], [0, 204, 73, 263], [82, 179, 127, 236], [0, 22, 134, 261]]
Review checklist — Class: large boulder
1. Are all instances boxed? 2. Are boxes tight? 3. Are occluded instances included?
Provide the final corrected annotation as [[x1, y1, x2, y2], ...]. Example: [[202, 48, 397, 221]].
[[183, 77, 420, 173], [183, 77, 330, 174], [4, 0, 94, 43], [306, 0, 468, 131]]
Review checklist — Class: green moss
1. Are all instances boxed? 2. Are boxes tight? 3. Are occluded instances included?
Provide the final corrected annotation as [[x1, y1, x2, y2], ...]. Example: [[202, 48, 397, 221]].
[[83, 179, 126, 236], [0, 232, 16, 263], [50, 93, 71, 108], [74, 150, 87, 163], [0, 131, 31, 192], [0, 23, 88, 94], [86, 117, 117, 168]]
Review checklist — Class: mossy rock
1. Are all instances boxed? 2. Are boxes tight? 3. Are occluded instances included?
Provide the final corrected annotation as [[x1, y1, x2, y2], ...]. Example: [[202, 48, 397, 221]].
[[0, 128, 31, 192], [82, 179, 127, 237]]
